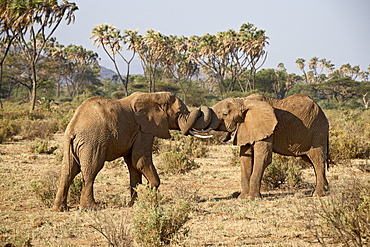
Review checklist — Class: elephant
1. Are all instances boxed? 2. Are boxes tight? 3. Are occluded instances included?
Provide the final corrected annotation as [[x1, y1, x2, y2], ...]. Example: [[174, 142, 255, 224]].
[[53, 92, 203, 212], [193, 94, 329, 199]]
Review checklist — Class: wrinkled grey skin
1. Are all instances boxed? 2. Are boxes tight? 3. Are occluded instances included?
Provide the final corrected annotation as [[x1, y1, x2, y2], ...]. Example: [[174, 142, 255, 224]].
[[194, 94, 329, 199], [53, 92, 200, 211]]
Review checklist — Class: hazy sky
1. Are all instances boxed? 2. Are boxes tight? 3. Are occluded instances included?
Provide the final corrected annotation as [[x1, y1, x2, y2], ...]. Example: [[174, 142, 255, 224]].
[[54, 0, 370, 75]]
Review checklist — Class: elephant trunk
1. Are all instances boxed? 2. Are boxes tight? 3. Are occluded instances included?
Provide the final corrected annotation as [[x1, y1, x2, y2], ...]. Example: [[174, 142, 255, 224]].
[[189, 107, 221, 138], [192, 106, 212, 130], [178, 108, 201, 135]]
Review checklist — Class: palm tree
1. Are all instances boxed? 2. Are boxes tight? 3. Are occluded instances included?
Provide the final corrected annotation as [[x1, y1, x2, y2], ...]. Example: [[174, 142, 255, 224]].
[[91, 24, 137, 96], [295, 58, 308, 83]]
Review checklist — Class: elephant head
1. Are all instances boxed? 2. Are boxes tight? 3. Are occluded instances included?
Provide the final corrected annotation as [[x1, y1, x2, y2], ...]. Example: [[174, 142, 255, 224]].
[[193, 98, 278, 144], [130, 92, 201, 138]]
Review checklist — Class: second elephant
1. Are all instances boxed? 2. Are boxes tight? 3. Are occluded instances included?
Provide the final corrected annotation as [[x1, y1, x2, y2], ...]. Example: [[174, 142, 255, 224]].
[[194, 94, 329, 199]]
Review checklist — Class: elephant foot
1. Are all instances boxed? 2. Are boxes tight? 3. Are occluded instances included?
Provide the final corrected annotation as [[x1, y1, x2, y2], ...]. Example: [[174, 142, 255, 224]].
[[237, 192, 248, 199], [312, 190, 326, 197], [247, 194, 262, 200], [52, 203, 69, 212], [238, 192, 261, 200], [80, 202, 101, 211]]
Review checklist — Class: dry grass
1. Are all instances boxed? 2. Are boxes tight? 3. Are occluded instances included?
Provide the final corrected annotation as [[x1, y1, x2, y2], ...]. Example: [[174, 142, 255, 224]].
[[0, 134, 369, 246]]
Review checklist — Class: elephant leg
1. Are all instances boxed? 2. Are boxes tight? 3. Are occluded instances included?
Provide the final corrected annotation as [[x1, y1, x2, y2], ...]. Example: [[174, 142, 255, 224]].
[[124, 154, 142, 206], [306, 148, 328, 197], [131, 133, 160, 189], [238, 145, 253, 199], [248, 138, 273, 199], [79, 151, 105, 210], [53, 158, 80, 212]]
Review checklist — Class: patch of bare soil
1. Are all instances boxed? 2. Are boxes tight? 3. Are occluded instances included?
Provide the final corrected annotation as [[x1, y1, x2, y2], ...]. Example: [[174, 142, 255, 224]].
[[0, 134, 368, 246]]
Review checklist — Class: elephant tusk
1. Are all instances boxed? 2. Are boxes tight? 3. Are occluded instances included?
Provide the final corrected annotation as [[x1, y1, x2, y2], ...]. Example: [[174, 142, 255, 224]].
[[189, 130, 213, 139], [191, 127, 213, 133]]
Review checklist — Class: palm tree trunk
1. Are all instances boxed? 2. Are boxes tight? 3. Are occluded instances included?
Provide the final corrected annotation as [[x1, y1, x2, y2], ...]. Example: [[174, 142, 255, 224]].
[[29, 61, 37, 112]]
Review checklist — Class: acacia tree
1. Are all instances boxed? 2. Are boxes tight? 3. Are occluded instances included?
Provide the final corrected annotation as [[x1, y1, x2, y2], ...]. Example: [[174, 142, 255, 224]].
[[7, 0, 77, 112], [90, 24, 138, 96]]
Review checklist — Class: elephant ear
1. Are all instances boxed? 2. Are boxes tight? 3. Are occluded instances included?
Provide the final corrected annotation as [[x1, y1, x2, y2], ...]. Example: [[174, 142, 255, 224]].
[[131, 93, 171, 139], [233, 100, 278, 146]]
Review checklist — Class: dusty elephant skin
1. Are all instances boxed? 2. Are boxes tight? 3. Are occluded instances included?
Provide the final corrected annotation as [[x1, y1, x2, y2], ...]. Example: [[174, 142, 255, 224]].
[[195, 94, 329, 200], [53, 92, 200, 212]]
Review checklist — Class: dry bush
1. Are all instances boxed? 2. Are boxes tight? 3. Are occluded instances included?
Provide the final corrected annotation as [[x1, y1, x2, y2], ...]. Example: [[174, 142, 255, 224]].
[[307, 180, 370, 246], [228, 146, 240, 166], [89, 210, 133, 247], [263, 154, 306, 189], [327, 109, 370, 163], [157, 131, 209, 175], [0, 102, 75, 142], [0, 119, 15, 143], [30, 139, 58, 154], [32, 171, 82, 208], [159, 151, 199, 175], [157, 130, 210, 158], [31, 171, 60, 207], [132, 185, 190, 246]]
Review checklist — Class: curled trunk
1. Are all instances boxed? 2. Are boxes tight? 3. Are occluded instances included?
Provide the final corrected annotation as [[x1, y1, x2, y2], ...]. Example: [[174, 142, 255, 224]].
[[192, 106, 212, 130], [178, 109, 201, 135], [189, 107, 221, 138]]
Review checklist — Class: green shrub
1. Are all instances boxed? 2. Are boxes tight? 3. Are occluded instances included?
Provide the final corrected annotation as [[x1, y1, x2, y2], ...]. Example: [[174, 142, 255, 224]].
[[156, 131, 207, 175], [262, 154, 304, 189], [308, 180, 370, 246], [160, 151, 199, 175], [30, 139, 58, 154], [160, 130, 209, 159], [132, 185, 190, 246]]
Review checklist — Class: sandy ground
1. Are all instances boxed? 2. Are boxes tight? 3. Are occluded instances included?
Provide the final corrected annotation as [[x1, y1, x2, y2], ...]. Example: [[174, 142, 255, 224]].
[[0, 133, 368, 246]]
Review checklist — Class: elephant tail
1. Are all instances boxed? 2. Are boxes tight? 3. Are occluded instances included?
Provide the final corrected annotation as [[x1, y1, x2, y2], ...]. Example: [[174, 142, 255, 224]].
[[326, 135, 333, 171], [67, 135, 80, 167]]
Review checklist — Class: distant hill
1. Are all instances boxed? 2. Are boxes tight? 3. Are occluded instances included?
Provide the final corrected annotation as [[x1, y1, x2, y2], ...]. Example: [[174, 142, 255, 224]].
[[99, 66, 117, 79]]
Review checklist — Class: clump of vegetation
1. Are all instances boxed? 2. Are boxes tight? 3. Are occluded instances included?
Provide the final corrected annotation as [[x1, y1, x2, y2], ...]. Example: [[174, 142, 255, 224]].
[[90, 211, 133, 247], [31, 171, 60, 207], [0, 102, 75, 142], [166, 130, 210, 158], [229, 147, 240, 166], [307, 180, 370, 246], [263, 154, 305, 189], [327, 109, 370, 163], [157, 131, 208, 175], [160, 151, 199, 175], [32, 171, 82, 208], [30, 139, 58, 154], [132, 185, 190, 246], [0, 119, 15, 143]]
